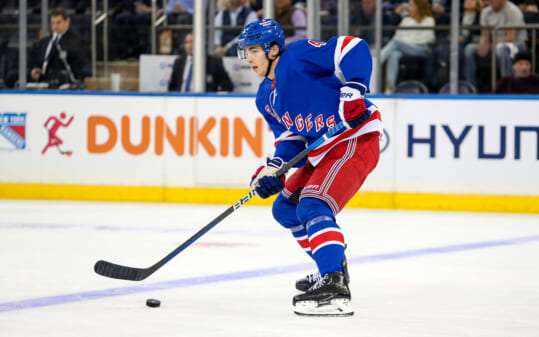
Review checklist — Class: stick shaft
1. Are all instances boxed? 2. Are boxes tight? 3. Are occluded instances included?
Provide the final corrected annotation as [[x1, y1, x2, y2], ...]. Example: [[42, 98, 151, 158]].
[[94, 123, 345, 281]]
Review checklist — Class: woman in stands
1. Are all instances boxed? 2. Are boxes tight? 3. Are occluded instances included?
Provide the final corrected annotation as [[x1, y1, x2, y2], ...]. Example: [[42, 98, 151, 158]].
[[380, 0, 435, 93]]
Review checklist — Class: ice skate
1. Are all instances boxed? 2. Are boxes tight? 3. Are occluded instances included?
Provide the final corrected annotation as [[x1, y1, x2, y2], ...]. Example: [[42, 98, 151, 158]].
[[295, 272, 322, 292], [293, 271, 353, 316], [295, 255, 350, 292]]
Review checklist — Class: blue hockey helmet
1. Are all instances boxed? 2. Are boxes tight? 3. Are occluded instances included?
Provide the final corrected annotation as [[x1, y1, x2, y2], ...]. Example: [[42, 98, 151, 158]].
[[237, 19, 285, 60]]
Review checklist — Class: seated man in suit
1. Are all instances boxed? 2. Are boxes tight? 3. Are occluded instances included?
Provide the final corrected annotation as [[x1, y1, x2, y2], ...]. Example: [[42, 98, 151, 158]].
[[28, 7, 86, 88], [168, 32, 234, 92]]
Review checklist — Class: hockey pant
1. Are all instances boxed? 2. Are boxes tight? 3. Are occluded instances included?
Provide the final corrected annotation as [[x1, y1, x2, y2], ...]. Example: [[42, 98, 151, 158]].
[[272, 133, 380, 277]]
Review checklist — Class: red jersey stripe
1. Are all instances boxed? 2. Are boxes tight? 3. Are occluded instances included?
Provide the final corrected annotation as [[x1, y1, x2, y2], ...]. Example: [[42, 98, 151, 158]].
[[297, 238, 310, 249], [340, 36, 356, 52], [309, 230, 344, 252]]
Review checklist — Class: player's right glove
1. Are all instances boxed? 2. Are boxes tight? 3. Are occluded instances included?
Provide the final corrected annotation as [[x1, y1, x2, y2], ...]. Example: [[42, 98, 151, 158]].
[[250, 157, 286, 199], [339, 81, 369, 129]]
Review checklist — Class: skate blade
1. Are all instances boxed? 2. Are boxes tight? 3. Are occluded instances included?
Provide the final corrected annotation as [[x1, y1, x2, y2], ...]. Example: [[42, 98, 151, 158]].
[[294, 298, 354, 317]]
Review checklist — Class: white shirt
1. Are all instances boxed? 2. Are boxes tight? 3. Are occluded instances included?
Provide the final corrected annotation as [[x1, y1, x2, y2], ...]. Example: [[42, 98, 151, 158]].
[[42, 32, 65, 73], [394, 16, 435, 46], [480, 1, 527, 44], [181, 55, 193, 92]]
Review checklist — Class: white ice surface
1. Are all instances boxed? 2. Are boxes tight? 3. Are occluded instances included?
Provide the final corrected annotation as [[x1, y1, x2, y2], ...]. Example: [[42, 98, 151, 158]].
[[0, 199, 538, 337]]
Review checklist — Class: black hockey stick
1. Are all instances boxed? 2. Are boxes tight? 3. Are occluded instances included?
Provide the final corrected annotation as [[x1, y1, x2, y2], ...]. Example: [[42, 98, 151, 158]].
[[53, 142, 72, 156], [94, 122, 346, 281]]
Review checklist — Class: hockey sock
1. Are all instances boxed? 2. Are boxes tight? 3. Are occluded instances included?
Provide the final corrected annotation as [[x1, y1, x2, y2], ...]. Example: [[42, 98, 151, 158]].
[[297, 198, 345, 276], [307, 217, 345, 276], [272, 194, 313, 258], [291, 224, 312, 258]]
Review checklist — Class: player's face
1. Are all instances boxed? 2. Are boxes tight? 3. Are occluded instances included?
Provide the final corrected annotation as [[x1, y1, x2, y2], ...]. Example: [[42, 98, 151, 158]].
[[245, 45, 269, 76]]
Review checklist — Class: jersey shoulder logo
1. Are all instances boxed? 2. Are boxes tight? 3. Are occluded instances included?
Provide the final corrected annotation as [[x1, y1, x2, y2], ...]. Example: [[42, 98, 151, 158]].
[[307, 40, 326, 47]]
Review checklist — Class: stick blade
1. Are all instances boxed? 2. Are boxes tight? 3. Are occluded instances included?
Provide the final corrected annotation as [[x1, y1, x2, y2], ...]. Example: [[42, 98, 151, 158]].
[[94, 260, 148, 281]]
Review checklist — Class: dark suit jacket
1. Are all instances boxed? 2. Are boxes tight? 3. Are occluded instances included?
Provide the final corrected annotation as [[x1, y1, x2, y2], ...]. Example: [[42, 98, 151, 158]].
[[168, 53, 234, 92], [29, 29, 85, 82]]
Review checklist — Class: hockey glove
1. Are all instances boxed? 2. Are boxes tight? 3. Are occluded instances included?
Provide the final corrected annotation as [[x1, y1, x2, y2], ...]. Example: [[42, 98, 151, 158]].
[[339, 81, 369, 129], [250, 157, 286, 199]]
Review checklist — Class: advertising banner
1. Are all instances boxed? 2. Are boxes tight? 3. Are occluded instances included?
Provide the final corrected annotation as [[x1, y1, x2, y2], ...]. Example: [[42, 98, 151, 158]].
[[0, 93, 537, 198], [393, 98, 539, 195]]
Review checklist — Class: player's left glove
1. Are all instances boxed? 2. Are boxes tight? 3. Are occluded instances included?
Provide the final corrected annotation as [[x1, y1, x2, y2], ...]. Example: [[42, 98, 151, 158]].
[[339, 81, 369, 129], [250, 157, 286, 199]]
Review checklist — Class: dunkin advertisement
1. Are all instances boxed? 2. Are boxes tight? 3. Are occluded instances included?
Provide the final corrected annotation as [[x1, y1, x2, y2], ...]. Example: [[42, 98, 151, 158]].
[[0, 92, 538, 197], [0, 94, 274, 187]]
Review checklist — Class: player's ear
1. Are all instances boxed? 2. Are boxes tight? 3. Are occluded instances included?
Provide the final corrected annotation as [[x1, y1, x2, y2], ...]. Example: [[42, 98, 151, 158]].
[[269, 44, 280, 59]]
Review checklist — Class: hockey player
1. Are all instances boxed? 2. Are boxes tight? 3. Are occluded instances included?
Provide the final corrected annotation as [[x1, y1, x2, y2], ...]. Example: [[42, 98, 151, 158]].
[[238, 19, 383, 316]]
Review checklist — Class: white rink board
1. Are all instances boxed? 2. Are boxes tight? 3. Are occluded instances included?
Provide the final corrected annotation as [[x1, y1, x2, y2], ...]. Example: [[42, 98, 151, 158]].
[[0, 93, 538, 196]]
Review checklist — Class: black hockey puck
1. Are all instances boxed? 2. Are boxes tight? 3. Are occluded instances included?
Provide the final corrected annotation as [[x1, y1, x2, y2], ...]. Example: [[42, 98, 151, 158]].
[[146, 298, 161, 308]]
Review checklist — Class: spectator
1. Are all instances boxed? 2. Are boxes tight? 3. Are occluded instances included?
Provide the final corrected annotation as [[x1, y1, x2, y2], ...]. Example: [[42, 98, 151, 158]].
[[125, 0, 164, 19], [6, 7, 86, 88], [495, 50, 539, 93], [214, 0, 259, 57], [431, 0, 446, 16], [274, 0, 307, 46], [380, 0, 435, 93], [427, 0, 484, 90], [113, 0, 164, 59], [464, 0, 527, 86], [248, 0, 306, 19], [394, 0, 445, 16], [350, 0, 396, 46], [166, 0, 193, 24], [393, 0, 411, 17], [317, 0, 339, 39], [53, 0, 91, 13], [136, 0, 164, 15], [456, 0, 484, 79], [460, 0, 484, 45], [168, 32, 234, 92], [247, 0, 264, 18], [350, 0, 376, 44]]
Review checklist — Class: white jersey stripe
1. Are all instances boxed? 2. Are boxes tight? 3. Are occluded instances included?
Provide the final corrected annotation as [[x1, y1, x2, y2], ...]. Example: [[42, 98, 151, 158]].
[[308, 227, 343, 240], [274, 130, 306, 145], [334, 36, 362, 76], [334, 38, 344, 75], [308, 118, 383, 166], [312, 241, 346, 255], [338, 38, 361, 65]]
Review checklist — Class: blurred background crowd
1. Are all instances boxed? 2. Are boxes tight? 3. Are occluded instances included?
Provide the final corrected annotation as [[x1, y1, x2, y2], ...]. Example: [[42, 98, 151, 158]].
[[0, 0, 537, 94]]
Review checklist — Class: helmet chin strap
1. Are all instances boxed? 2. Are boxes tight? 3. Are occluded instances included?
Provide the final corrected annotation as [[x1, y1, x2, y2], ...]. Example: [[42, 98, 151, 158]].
[[265, 53, 275, 78]]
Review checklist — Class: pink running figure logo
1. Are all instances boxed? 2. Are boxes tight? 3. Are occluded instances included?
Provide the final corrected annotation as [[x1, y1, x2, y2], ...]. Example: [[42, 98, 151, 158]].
[[42, 112, 74, 155]]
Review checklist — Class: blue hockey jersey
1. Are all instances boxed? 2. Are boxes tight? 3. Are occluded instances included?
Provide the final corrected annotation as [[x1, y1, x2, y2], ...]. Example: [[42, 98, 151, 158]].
[[255, 36, 383, 166]]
